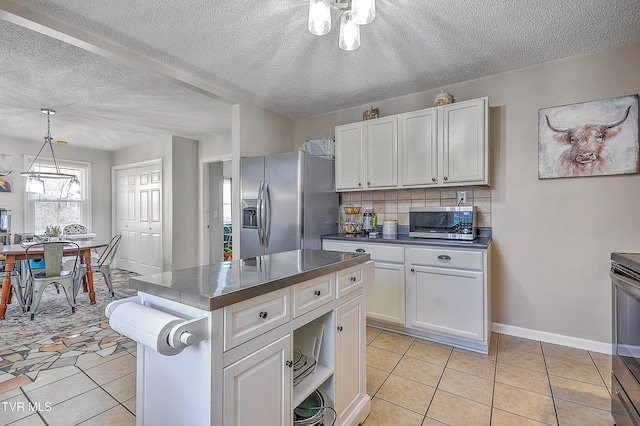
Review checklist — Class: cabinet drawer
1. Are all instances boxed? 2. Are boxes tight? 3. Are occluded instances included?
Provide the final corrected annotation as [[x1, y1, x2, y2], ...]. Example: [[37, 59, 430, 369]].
[[224, 288, 290, 351], [336, 264, 365, 299], [323, 241, 405, 263], [410, 247, 483, 271], [293, 274, 334, 318]]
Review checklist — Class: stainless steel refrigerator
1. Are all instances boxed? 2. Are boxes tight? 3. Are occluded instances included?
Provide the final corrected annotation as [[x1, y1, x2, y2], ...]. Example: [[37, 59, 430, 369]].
[[240, 151, 337, 258]]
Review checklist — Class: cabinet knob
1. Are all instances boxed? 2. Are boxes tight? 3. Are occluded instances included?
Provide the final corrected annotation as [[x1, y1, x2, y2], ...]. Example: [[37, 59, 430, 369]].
[[367, 182, 370, 186], [337, 326, 343, 332], [358, 182, 362, 187], [259, 311, 268, 319], [411, 268, 415, 273], [286, 360, 293, 368], [350, 276, 357, 282], [314, 290, 321, 296], [431, 177, 436, 182], [443, 176, 448, 181]]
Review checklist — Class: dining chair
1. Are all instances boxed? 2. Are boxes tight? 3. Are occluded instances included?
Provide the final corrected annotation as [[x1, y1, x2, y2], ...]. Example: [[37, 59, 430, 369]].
[[24, 242, 80, 320], [75, 234, 122, 297]]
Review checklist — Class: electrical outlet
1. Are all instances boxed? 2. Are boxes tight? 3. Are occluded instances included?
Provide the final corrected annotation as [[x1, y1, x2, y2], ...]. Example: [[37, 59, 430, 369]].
[[457, 190, 467, 204]]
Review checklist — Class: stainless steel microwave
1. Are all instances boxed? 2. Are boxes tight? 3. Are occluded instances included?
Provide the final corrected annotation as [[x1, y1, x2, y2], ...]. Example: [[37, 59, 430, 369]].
[[409, 206, 477, 240]]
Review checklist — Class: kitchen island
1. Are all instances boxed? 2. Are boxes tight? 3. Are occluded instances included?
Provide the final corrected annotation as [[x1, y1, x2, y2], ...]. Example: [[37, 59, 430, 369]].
[[109, 249, 373, 426]]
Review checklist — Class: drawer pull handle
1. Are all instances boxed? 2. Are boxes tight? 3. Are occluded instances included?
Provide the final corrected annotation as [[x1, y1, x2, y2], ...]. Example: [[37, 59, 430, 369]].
[[286, 360, 293, 368], [337, 326, 343, 332], [314, 290, 321, 296], [437, 255, 451, 261], [350, 276, 357, 282], [259, 311, 268, 319], [355, 248, 365, 253]]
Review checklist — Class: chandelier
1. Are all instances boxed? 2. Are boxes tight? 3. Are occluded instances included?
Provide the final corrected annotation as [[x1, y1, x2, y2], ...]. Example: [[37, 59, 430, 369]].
[[21, 109, 80, 195], [308, 0, 376, 51]]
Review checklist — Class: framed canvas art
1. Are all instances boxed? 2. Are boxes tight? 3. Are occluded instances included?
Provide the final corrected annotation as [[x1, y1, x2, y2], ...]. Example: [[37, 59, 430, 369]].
[[0, 155, 13, 192], [538, 94, 639, 179]]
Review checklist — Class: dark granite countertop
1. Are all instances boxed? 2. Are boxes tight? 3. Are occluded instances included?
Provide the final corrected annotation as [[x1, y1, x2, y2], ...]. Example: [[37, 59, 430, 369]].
[[129, 249, 370, 311], [322, 233, 491, 250]]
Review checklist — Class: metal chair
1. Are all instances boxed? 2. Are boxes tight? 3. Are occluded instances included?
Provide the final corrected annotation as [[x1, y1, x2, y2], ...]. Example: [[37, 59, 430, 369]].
[[76, 235, 122, 297], [24, 242, 80, 320]]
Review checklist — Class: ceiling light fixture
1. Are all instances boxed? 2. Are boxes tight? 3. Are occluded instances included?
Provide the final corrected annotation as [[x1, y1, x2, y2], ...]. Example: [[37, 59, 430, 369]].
[[308, 0, 376, 51], [21, 109, 79, 194]]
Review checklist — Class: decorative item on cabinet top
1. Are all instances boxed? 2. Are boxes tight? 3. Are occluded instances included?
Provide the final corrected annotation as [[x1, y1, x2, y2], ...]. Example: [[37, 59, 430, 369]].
[[434, 90, 454, 106], [362, 106, 379, 120]]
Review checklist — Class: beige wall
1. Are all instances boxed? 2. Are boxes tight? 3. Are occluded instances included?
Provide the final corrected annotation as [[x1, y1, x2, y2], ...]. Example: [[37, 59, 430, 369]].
[[0, 137, 113, 241], [294, 42, 640, 345]]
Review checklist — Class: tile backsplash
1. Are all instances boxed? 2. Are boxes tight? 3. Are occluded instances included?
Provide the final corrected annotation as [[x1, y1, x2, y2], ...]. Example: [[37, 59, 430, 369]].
[[339, 186, 492, 228]]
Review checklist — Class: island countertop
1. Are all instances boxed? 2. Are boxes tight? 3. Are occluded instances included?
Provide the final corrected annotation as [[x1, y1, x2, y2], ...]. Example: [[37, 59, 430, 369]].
[[129, 248, 370, 311]]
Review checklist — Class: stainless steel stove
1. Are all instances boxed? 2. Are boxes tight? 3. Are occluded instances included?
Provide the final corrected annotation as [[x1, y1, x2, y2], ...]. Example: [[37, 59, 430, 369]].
[[611, 252, 640, 426]]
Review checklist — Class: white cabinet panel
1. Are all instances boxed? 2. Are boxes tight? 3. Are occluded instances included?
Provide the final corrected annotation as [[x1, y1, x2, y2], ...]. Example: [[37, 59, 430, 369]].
[[400, 108, 438, 186], [335, 123, 364, 191], [409, 266, 485, 342], [367, 116, 397, 188], [367, 262, 405, 325], [223, 335, 291, 426]]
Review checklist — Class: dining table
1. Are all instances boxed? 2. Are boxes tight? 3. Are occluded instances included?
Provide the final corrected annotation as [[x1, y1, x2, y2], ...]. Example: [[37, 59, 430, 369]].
[[0, 240, 109, 320]]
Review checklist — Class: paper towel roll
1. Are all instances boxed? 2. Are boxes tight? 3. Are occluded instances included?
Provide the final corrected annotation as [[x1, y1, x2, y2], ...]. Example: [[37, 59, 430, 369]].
[[109, 302, 185, 356]]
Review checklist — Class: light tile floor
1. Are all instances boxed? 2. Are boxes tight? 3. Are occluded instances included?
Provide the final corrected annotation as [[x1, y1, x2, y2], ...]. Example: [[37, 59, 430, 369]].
[[0, 324, 614, 425]]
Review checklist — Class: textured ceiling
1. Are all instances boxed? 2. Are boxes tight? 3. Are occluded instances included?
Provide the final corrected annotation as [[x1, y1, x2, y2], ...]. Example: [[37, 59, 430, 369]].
[[1, 0, 640, 151]]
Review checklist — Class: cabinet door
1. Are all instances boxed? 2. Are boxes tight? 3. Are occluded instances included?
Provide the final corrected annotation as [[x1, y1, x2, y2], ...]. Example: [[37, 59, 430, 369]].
[[409, 265, 485, 342], [368, 262, 405, 325], [335, 122, 364, 191], [223, 335, 292, 426], [366, 116, 398, 188], [335, 295, 365, 424], [440, 98, 488, 185], [400, 109, 438, 186]]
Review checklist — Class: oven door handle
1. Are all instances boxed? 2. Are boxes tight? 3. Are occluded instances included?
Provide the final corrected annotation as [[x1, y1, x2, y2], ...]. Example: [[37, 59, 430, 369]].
[[614, 381, 640, 426], [611, 268, 640, 300]]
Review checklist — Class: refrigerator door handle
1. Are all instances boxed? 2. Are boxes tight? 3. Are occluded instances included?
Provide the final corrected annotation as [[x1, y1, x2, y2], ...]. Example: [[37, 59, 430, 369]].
[[257, 180, 265, 248], [263, 181, 271, 249]]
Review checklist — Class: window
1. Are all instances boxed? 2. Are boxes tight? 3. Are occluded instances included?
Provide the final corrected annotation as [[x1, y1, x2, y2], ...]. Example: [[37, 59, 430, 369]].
[[24, 157, 92, 234], [223, 177, 232, 223]]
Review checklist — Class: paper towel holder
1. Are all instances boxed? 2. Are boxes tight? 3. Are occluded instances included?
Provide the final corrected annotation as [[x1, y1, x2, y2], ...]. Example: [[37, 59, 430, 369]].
[[106, 297, 209, 351]]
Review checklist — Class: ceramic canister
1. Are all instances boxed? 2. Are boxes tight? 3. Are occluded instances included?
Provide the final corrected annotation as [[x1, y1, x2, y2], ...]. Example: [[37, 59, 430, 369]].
[[382, 220, 397, 235]]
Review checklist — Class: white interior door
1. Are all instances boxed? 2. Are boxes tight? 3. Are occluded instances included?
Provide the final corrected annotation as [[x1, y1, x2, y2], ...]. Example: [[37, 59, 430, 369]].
[[115, 162, 163, 275]]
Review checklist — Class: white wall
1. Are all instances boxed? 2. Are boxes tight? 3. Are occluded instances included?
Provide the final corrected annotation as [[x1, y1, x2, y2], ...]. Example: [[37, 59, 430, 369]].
[[0, 137, 112, 241], [172, 136, 199, 269], [294, 42, 640, 345]]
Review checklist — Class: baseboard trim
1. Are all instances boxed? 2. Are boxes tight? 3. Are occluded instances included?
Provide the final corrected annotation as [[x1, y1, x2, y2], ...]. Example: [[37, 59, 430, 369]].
[[492, 323, 612, 355]]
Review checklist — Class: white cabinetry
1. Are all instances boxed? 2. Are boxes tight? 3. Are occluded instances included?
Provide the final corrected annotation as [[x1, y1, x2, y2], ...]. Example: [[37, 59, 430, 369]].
[[335, 116, 397, 191], [336, 97, 489, 191], [439, 98, 488, 185], [408, 247, 489, 347], [323, 240, 405, 326], [335, 295, 365, 424], [223, 335, 292, 425], [323, 240, 491, 353]]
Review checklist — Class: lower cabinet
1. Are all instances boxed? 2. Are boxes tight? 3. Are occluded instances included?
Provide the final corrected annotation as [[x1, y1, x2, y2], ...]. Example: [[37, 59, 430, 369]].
[[408, 265, 485, 342], [335, 295, 365, 424], [223, 335, 292, 425], [322, 240, 405, 326], [323, 239, 491, 353]]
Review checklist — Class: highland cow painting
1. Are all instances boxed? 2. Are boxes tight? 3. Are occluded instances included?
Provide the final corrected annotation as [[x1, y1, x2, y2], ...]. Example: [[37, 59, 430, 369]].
[[0, 155, 13, 192], [538, 95, 639, 179]]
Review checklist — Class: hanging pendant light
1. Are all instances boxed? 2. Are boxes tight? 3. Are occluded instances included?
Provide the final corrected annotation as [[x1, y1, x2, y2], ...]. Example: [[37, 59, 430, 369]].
[[21, 109, 78, 193], [339, 10, 360, 51], [308, 0, 375, 50], [351, 0, 375, 25]]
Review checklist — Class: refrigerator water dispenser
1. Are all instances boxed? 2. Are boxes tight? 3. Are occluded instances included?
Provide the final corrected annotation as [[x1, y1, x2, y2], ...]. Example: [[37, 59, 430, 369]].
[[242, 199, 257, 229]]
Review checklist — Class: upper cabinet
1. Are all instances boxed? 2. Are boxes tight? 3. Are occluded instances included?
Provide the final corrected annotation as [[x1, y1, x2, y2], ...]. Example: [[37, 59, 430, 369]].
[[336, 97, 489, 191], [335, 116, 397, 191]]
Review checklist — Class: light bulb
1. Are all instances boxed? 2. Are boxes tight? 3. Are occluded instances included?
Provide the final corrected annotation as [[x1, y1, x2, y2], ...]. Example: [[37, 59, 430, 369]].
[[339, 11, 360, 51], [351, 0, 376, 25], [308, 0, 331, 36], [25, 176, 45, 195]]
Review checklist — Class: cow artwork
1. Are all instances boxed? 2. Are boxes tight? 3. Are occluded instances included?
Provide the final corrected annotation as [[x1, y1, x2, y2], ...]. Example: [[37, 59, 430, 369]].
[[538, 95, 639, 179]]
